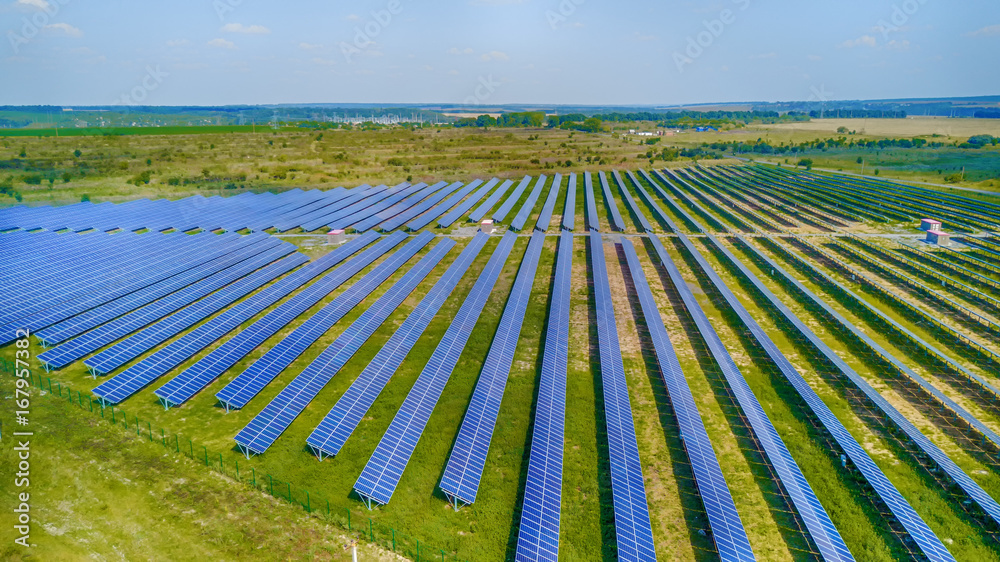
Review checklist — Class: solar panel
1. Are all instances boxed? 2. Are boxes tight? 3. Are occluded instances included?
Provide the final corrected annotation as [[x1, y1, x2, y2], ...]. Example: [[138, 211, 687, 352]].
[[330, 182, 428, 231], [611, 170, 653, 233], [596, 171, 626, 232], [437, 178, 500, 228], [233, 237, 456, 457], [89, 253, 310, 402], [405, 180, 483, 231], [469, 179, 514, 223], [492, 175, 533, 223], [562, 173, 576, 231], [510, 176, 547, 231], [353, 230, 518, 508], [216, 232, 434, 410], [379, 181, 466, 232], [306, 232, 490, 459], [146, 232, 404, 399], [618, 238, 755, 562], [439, 231, 546, 507], [534, 173, 562, 232], [583, 172, 599, 232], [514, 231, 571, 562], [587, 231, 656, 561]]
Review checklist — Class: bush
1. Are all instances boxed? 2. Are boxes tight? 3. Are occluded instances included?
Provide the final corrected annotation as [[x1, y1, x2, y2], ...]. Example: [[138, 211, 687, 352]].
[[61, 172, 72, 183], [22, 174, 43, 185], [167, 177, 181, 186], [81, 194, 91, 202], [796, 158, 813, 169], [130, 170, 152, 185], [944, 173, 963, 183], [73, 149, 82, 158]]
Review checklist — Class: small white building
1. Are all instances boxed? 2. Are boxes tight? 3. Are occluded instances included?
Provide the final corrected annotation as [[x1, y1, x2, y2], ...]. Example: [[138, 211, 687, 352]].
[[920, 218, 942, 232], [327, 229, 345, 245], [480, 219, 495, 234], [926, 230, 951, 246]]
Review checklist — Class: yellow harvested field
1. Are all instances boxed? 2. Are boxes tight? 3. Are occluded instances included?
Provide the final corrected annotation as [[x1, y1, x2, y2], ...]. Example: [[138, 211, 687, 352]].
[[760, 117, 1000, 138]]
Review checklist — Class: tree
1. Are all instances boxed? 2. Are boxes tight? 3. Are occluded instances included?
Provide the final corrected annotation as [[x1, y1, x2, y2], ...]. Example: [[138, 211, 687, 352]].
[[797, 158, 813, 169], [61, 172, 72, 183], [73, 149, 82, 158], [837, 126, 849, 134], [81, 194, 91, 202]]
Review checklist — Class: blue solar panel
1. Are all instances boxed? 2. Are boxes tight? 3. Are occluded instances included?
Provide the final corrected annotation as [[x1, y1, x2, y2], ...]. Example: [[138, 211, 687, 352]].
[[405, 180, 483, 231], [233, 237, 456, 456], [90, 253, 310, 402], [330, 182, 428, 231], [514, 231, 571, 562], [151, 232, 404, 400], [353, 230, 518, 508], [611, 170, 653, 233], [534, 173, 562, 232], [348, 182, 444, 233], [492, 175, 533, 223], [597, 171, 626, 232], [437, 178, 499, 228], [306, 232, 490, 459], [150, 231, 381, 407], [562, 173, 576, 231], [647, 193, 952, 561], [380, 181, 466, 232], [584, 172, 599, 232], [216, 232, 433, 410], [588, 231, 656, 562], [440, 231, 546, 507], [469, 179, 514, 223], [619, 238, 756, 562], [510, 176, 547, 231]]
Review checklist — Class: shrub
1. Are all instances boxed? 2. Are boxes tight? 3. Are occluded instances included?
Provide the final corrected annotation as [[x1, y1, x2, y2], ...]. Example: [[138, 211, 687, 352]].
[[796, 158, 813, 169], [73, 149, 82, 158], [61, 172, 72, 183], [81, 194, 91, 202], [167, 177, 181, 186], [22, 174, 43, 185]]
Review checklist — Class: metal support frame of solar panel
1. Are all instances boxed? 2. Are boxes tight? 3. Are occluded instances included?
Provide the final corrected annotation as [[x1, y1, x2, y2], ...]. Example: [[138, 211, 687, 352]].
[[610, 170, 653, 233], [436, 178, 500, 228], [587, 231, 655, 561], [513, 231, 570, 562], [534, 173, 562, 232], [469, 179, 515, 223], [216, 232, 434, 411], [510, 175, 547, 231], [32, 233, 276, 346], [648, 195, 954, 561], [716, 167, 858, 226], [349, 181, 447, 233], [671, 169, 764, 233], [353, 230, 518, 509], [561, 173, 576, 231], [306, 232, 490, 459], [509, 175, 547, 231], [440, 231, 545, 508], [234, 237, 455, 457], [718, 236, 1000, 553], [618, 238, 758, 562], [492, 175, 533, 223], [595, 171, 626, 232], [164, 232, 402, 406], [37, 241, 295, 371], [330, 182, 430, 231], [685, 168, 798, 231], [151, 232, 382, 408], [702, 167, 843, 231], [749, 166, 895, 223], [380, 180, 468, 232], [405, 180, 483, 231], [79, 245, 306, 381], [583, 172, 599, 232]]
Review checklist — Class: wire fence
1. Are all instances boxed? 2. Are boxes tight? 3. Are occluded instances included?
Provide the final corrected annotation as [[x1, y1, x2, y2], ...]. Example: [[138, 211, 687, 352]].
[[0, 361, 469, 562]]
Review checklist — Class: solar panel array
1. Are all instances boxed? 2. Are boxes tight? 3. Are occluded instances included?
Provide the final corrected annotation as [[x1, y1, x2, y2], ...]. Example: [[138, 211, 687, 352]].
[[306, 232, 490, 459], [469, 179, 514, 223], [612, 170, 653, 233], [379, 181, 465, 232], [618, 238, 755, 562], [436, 178, 500, 228], [439, 231, 546, 507], [514, 231, 572, 562], [234, 237, 455, 456], [562, 173, 576, 231], [584, 172, 599, 232], [534, 173, 562, 232], [510, 175, 547, 231], [597, 171, 626, 232], [216, 232, 432, 410], [588, 231, 656, 562], [492, 175, 533, 223], [353, 230, 518, 508]]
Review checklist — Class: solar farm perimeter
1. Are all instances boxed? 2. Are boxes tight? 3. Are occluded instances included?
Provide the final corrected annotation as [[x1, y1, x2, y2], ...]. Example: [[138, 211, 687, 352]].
[[7, 164, 1000, 561]]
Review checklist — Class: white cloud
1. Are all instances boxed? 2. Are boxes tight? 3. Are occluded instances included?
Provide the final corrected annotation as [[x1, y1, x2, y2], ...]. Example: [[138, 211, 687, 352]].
[[448, 47, 474, 55], [480, 50, 509, 62], [166, 39, 190, 47], [886, 39, 910, 50], [839, 35, 877, 48], [44, 23, 82, 37], [967, 24, 1000, 37], [221, 23, 271, 34], [346, 14, 361, 21], [207, 38, 235, 49], [299, 42, 322, 50], [17, 0, 49, 9]]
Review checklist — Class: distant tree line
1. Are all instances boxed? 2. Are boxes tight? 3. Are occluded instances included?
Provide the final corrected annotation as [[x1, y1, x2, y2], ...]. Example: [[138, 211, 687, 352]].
[[806, 109, 907, 119]]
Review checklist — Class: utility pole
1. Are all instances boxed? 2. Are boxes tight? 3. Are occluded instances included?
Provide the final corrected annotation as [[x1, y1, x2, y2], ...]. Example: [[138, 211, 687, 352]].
[[861, 159, 865, 176]]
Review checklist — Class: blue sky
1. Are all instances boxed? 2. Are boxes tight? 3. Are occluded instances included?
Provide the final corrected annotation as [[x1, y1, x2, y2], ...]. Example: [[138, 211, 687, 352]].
[[1, 0, 998, 106]]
